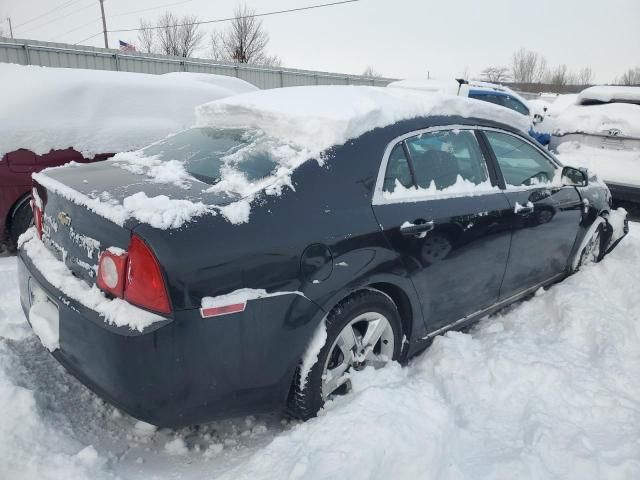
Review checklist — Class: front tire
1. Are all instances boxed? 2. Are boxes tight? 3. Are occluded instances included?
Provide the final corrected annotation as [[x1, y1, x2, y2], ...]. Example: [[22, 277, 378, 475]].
[[288, 290, 402, 420], [577, 224, 604, 269]]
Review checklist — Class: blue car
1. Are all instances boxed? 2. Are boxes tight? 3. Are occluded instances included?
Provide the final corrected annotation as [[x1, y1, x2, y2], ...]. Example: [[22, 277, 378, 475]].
[[468, 86, 550, 145]]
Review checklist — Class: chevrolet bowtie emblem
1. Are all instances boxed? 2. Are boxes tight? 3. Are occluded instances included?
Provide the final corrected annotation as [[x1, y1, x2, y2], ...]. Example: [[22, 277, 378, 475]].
[[57, 212, 71, 226]]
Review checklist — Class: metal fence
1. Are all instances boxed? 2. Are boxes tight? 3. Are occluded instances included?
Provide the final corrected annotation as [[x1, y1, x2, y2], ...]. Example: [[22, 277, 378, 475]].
[[0, 37, 395, 89]]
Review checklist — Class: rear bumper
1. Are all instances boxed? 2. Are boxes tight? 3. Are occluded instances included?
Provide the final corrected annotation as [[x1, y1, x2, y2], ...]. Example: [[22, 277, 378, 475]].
[[18, 252, 323, 427]]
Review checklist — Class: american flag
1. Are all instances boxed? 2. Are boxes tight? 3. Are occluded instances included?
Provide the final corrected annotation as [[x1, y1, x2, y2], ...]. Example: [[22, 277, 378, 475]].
[[119, 40, 136, 52]]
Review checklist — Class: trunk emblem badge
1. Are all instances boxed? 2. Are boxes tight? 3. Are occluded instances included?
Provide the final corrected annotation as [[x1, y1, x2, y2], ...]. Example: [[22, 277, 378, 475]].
[[58, 212, 71, 226]]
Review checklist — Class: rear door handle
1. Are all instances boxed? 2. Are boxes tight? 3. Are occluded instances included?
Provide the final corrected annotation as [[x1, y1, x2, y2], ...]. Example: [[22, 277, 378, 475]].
[[400, 220, 434, 236], [514, 201, 534, 215]]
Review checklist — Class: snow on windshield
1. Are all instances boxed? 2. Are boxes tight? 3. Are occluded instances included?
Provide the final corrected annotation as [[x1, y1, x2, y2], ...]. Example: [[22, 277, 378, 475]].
[[0, 64, 245, 159]]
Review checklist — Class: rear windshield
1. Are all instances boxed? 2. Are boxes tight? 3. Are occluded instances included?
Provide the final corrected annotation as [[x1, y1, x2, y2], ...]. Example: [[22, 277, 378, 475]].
[[141, 127, 279, 185], [579, 99, 640, 106]]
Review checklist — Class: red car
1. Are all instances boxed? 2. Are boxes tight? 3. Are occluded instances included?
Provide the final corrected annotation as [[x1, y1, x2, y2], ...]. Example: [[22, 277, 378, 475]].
[[0, 65, 258, 251], [1, 149, 114, 249]]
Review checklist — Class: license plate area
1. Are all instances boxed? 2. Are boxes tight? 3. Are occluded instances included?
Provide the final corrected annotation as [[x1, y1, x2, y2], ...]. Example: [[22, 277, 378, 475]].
[[28, 278, 60, 352]]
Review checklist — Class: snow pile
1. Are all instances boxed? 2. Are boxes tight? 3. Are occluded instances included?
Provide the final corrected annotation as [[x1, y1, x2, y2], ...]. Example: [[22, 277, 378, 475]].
[[162, 72, 258, 94], [32, 170, 212, 230], [0, 63, 248, 159], [0, 226, 638, 478], [112, 151, 193, 189], [552, 102, 640, 138], [19, 228, 164, 332], [555, 141, 640, 186], [577, 85, 640, 105], [382, 176, 498, 201]]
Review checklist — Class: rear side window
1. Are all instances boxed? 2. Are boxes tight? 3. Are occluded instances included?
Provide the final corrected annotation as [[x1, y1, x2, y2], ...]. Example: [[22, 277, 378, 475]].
[[484, 131, 556, 187], [381, 129, 491, 196], [405, 130, 489, 190]]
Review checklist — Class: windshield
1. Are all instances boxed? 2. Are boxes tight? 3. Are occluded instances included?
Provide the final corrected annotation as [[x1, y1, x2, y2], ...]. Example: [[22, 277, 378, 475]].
[[142, 127, 279, 186]]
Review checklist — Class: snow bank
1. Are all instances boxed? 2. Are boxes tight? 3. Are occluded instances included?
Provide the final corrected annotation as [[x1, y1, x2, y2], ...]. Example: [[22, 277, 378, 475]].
[[19, 228, 164, 331], [0, 64, 246, 158], [1, 226, 639, 479], [162, 72, 258, 94], [555, 141, 640, 186], [578, 85, 640, 105]]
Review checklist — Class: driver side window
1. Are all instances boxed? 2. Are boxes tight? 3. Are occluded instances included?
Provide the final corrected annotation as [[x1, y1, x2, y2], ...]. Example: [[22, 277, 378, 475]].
[[484, 131, 556, 187]]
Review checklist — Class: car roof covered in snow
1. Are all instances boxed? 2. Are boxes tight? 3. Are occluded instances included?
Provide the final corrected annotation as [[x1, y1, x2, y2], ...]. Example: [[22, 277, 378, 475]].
[[161, 72, 258, 94], [577, 86, 640, 105], [0, 64, 250, 158], [196, 85, 530, 157]]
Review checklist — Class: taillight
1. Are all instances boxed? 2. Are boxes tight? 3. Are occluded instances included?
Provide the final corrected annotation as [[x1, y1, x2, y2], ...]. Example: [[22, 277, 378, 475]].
[[96, 236, 171, 315], [96, 248, 128, 297], [124, 236, 171, 314]]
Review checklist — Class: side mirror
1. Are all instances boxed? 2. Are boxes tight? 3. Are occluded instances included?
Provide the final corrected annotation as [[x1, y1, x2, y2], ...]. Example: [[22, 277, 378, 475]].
[[533, 113, 544, 125], [561, 166, 588, 187]]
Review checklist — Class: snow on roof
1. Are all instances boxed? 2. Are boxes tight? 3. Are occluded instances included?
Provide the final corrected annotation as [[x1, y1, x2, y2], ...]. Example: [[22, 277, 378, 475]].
[[197, 85, 530, 155], [552, 101, 640, 139], [387, 79, 470, 97], [578, 86, 640, 105], [0, 64, 250, 158], [161, 72, 258, 94]]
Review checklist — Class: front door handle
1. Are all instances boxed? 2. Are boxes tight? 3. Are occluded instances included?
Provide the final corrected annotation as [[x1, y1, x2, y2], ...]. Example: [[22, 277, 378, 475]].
[[400, 220, 434, 237]]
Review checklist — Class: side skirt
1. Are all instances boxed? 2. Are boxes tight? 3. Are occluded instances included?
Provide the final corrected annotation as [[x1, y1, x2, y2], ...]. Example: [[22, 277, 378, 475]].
[[410, 272, 566, 351]]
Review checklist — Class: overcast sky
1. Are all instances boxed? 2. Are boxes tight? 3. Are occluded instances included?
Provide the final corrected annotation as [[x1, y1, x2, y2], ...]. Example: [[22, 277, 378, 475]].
[[2, 0, 639, 83]]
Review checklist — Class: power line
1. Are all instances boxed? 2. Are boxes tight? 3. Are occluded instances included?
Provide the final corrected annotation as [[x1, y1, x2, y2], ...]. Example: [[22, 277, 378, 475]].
[[20, 2, 95, 34], [14, 0, 84, 28], [75, 0, 360, 45], [109, 0, 196, 19], [108, 0, 360, 33], [55, 0, 195, 41]]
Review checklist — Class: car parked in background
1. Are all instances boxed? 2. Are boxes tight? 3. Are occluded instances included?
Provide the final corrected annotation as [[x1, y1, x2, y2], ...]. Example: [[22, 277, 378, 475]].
[[0, 64, 257, 250], [388, 79, 550, 144], [18, 86, 627, 426], [549, 86, 640, 202]]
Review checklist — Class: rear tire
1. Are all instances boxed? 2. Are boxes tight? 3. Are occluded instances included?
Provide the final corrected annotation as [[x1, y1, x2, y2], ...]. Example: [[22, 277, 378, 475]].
[[287, 290, 402, 420], [8, 200, 33, 251]]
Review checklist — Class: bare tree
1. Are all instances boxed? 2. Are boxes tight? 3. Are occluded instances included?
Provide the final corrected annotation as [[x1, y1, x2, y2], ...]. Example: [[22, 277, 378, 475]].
[[480, 66, 510, 83], [137, 20, 156, 53], [618, 67, 640, 85], [178, 15, 204, 58], [210, 4, 280, 65], [362, 66, 382, 78], [546, 64, 570, 86], [511, 48, 547, 83], [576, 67, 594, 86], [145, 12, 203, 57]]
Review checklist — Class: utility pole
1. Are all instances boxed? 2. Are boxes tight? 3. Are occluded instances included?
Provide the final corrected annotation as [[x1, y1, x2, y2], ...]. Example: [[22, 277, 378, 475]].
[[99, 0, 108, 48], [6, 17, 13, 39]]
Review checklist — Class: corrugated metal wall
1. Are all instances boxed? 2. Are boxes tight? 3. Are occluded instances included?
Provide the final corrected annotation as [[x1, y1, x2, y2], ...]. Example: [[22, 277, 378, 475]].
[[0, 37, 395, 89]]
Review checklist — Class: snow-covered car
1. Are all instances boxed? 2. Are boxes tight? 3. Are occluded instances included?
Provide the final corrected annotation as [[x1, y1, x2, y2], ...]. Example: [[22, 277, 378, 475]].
[[18, 86, 628, 427], [549, 86, 640, 201], [0, 64, 258, 250]]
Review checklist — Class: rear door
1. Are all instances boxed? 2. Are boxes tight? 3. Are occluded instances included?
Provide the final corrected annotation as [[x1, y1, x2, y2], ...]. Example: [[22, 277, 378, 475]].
[[372, 127, 513, 334], [479, 129, 582, 299]]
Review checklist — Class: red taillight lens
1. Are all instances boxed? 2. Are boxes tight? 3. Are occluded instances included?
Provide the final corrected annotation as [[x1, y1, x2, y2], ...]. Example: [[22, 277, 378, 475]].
[[96, 249, 128, 298], [123, 235, 171, 314], [96, 236, 171, 315]]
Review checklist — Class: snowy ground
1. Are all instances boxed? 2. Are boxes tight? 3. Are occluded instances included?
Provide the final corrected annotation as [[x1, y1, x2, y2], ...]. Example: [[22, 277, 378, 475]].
[[1, 225, 639, 480]]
